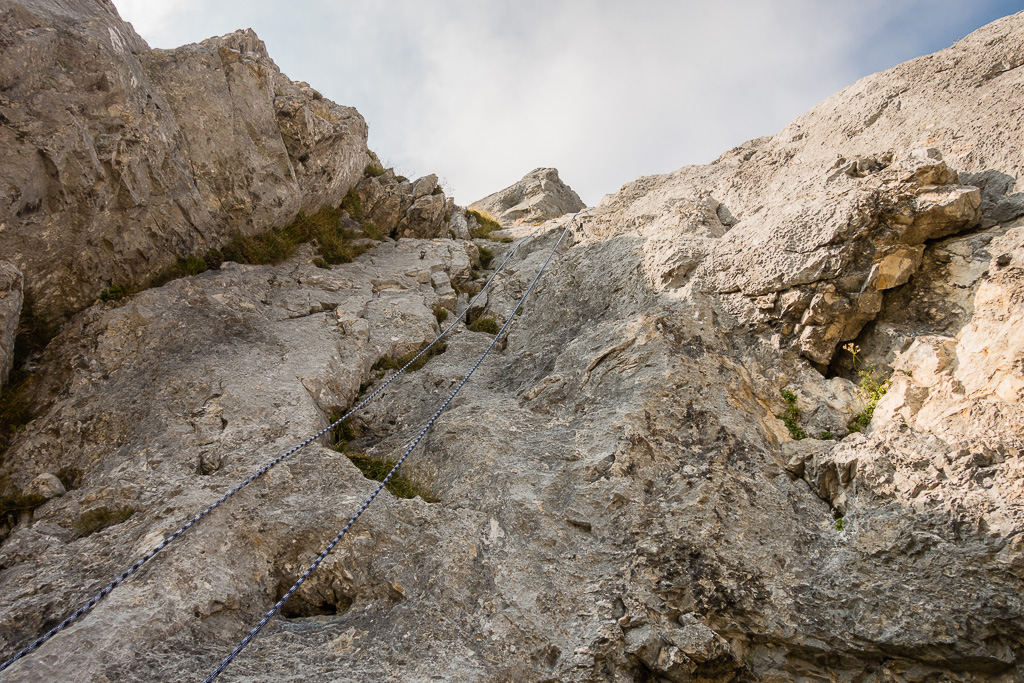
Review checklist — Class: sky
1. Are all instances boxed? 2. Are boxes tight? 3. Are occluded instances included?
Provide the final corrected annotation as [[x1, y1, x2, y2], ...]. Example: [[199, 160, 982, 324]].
[[114, 1, 1023, 206]]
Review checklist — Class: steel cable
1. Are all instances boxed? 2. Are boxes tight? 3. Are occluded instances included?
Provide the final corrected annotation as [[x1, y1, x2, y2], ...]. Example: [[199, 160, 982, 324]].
[[203, 213, 579, 681], [0, 229, 541, 675]]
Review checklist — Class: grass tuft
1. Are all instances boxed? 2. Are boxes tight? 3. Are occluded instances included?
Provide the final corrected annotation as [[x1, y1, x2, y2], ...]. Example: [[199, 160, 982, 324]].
[[466, 209, 511, 242], [477, 246, 495, 269], [364, 162, 386, 178], [344, 452, 438, 502], [341, 188, 363, 221], [372, 341, 447, 374], [468, 315, 501, 335], [74, 506, 134, 538], [433, 305, 449, 325]]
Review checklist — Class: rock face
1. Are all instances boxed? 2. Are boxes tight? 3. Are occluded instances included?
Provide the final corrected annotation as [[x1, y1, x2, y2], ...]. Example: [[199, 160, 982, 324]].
[[0, 261, 23, 388], [0, 0, 368, 321], [469, 167, 586, 224], [1, 10, 1024, 683], [352, 168, 457, 239]]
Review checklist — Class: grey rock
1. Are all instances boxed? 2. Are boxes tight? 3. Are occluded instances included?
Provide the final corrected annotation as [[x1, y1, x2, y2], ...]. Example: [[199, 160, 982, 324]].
[[2, 9, 1024, 683], [470, 167, 585, 224], [0, 261, 23, 388], [0, 1, 368, 321], [353, 170, 452, 239], [24, 473, 64, 500]]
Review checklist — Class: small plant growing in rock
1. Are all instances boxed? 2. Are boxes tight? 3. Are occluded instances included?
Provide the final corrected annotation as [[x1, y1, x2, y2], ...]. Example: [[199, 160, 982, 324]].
[[74, 505, 134, 537], [466, 209, 505, 241], [364, 162, 385, 178], [99, 285, 131, 302], [477, 246, 495, 269], [433, 305, 449, 325], [819, 430, 833, 440], [848, 370, 891, 433], [431, 184, 443, 196], [343, 452, 438, 503], [361, 221, 385, 241], [341, 189, 363, 221], [777, 390, 807, 440], [371, 341, 447, 374], [842, 342, 861, 367], [835, 517, 845, 531], [468, 314, 501, 335]]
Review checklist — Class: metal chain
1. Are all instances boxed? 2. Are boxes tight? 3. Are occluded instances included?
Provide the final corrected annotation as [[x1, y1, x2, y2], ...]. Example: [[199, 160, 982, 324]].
[[203, 214, 579, 681], [0, 229, 540, 675]]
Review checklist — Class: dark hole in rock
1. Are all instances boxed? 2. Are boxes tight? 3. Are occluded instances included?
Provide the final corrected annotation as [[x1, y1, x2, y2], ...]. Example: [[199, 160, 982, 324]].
[[275, 579, 353, 619]]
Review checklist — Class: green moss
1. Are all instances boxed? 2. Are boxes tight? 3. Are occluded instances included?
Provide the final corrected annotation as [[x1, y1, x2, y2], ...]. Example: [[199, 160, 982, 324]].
[[344, 452, 438, 502], [777, 390, 807, 440], [372, 341, 447, 374], [468, 315, 501, 335], [477, 246, 495, 269], [74, 506, 134, 537], [835, 517, 845, 531]]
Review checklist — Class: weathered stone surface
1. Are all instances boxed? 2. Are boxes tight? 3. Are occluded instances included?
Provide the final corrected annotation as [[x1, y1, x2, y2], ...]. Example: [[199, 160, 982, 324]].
[[24, 473, 64, 500], [1, 9, 1024, 683], [0, 261, 23, 388], [470, 167, 585, 224], [0, 1, 368, 321], [353, 169, 456, 239]]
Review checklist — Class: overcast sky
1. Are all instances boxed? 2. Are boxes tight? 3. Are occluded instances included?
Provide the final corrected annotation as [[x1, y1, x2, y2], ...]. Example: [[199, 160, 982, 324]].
[[114, 1, 1021, 206]]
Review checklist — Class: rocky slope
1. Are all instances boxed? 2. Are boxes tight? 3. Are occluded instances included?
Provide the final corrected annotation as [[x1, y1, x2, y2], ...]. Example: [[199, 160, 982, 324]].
[[1, 8, 1023, 683], [470, 167, 585, 224], [0, 0, 369, 321]]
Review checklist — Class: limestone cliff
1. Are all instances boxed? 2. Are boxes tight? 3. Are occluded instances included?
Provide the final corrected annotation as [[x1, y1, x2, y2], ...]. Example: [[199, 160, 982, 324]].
[[0, 0, 369, 321], [470, 167, 586, 224], [0, 8, 1022, 683]]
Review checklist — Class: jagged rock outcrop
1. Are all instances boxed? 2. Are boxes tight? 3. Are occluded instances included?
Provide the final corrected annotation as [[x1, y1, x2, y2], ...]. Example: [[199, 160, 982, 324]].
[[0, 261, 23, 388], [1, 9, 1023, 683], [0, 0, 368, 321], [469, 167, 585, 224], [351, 168, 457, 239]]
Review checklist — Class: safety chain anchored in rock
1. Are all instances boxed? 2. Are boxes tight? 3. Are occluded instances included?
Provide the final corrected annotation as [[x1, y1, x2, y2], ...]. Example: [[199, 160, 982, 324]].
[[203, 213, 581, 681], [0, 228, 543, 675]]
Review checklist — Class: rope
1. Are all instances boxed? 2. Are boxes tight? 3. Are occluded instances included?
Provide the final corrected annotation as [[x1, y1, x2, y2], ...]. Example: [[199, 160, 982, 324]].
[[203, 213, 579, 681], [0, 230, 539, 675]]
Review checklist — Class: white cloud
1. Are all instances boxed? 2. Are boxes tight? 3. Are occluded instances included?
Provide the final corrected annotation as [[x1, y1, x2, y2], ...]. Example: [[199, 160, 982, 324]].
[[112, 0, 1016, 205]]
